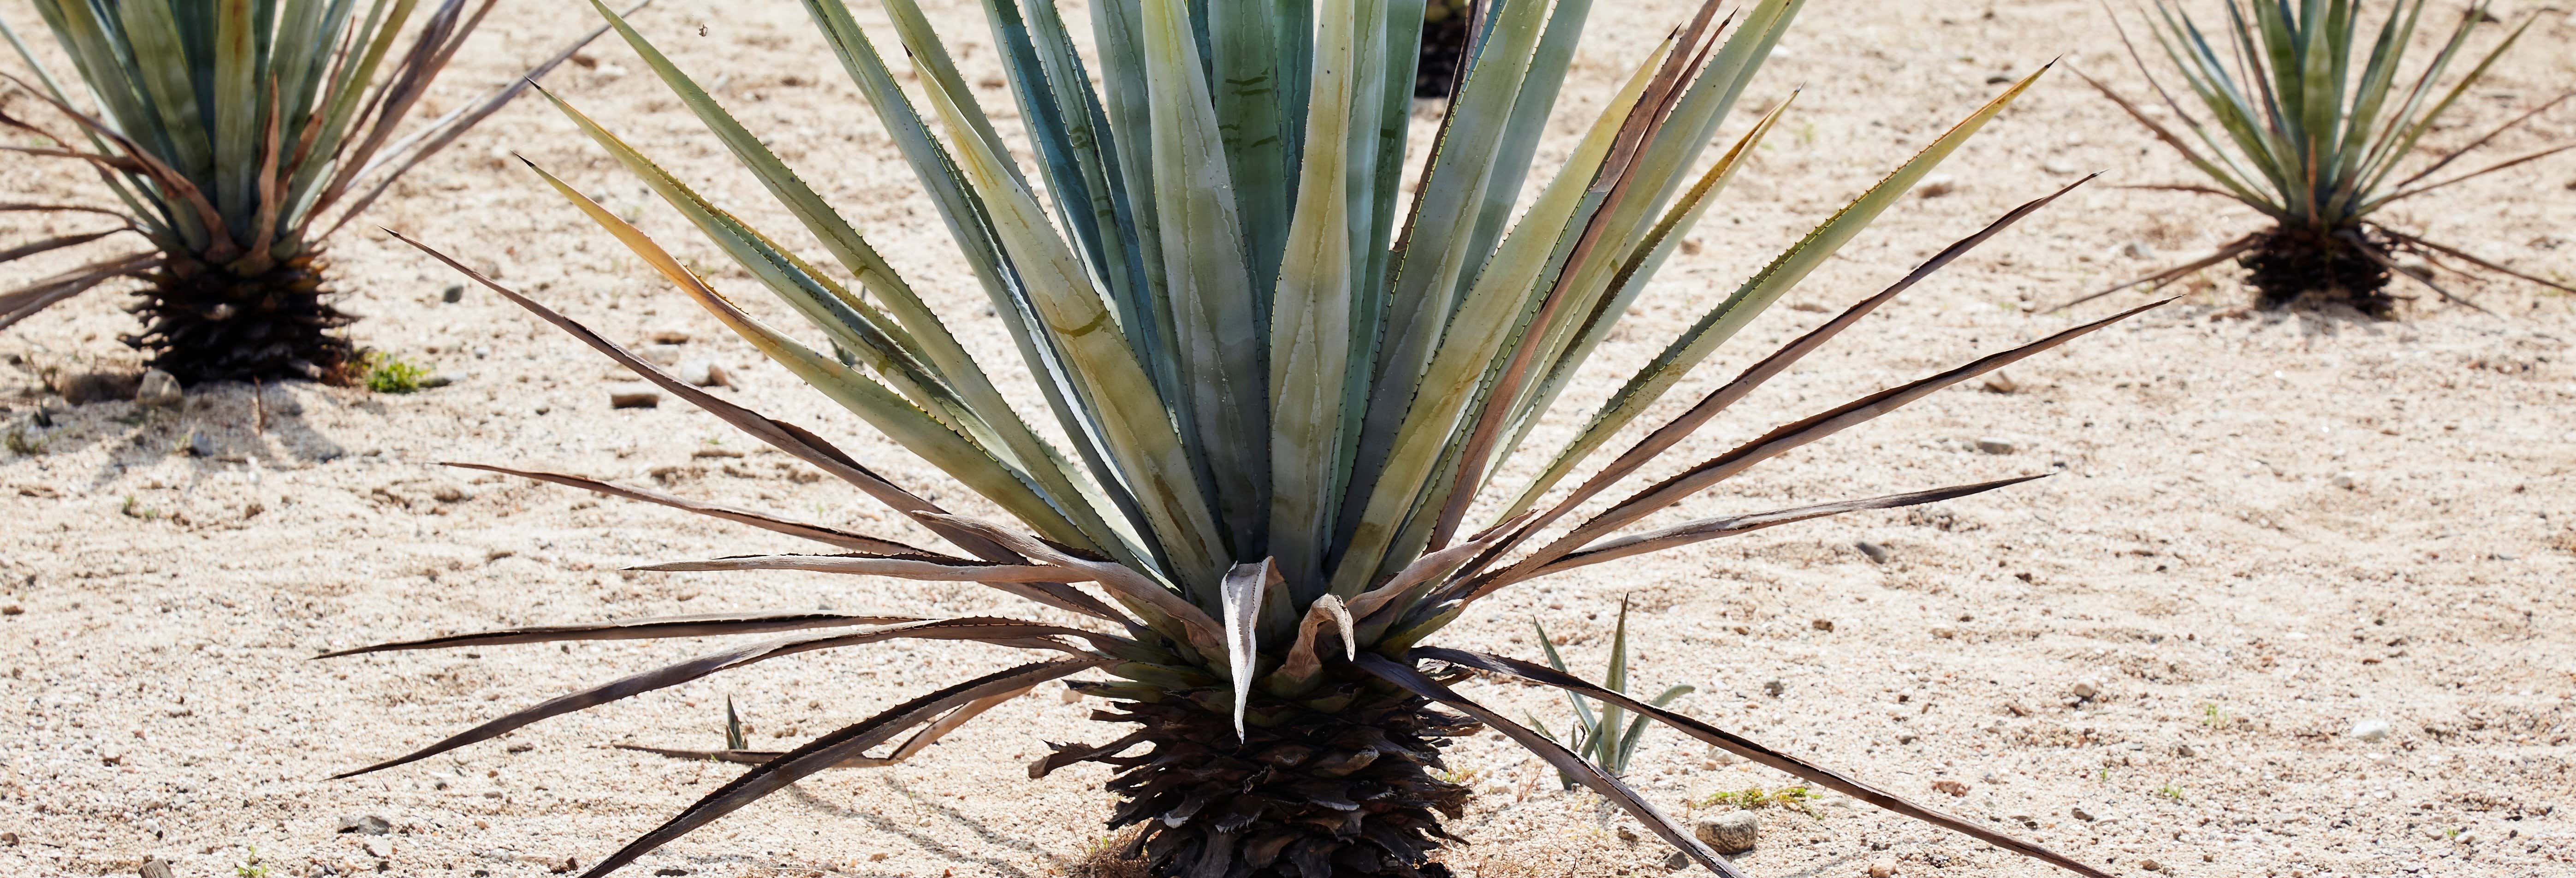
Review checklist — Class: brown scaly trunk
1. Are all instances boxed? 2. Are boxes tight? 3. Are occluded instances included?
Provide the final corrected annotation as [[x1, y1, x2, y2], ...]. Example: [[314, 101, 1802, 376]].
[[126, 251, 360, 384], [1065, 678, 1477, 878], [1414, 2, 1473, 99], [2242, 225, 2396, 317]]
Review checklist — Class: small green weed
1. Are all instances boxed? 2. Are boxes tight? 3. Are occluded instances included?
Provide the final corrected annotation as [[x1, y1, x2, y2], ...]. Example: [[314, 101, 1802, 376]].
[[362, 351, 431, 394], [1697, 785, 1819, 817], [4, 424, 42, 455], [2156, 783, 2184, 802], [2200, 703, 2228, 729], [236, 846, 270, 878], [120, 495, 160, 520]]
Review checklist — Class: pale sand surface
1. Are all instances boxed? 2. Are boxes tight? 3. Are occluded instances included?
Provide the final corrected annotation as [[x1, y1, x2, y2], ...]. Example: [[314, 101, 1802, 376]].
[[3, 1, 2572, 877]]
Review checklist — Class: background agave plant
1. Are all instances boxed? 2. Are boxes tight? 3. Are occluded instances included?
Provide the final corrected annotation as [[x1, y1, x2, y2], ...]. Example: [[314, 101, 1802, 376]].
[[344, 0, 2161, 875], [0, 0, 624, 382], [2062, 0, 2575, 316]]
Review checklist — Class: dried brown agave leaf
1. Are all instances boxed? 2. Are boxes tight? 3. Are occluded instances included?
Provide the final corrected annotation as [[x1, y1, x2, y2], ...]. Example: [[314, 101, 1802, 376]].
[[574, 658, 1107, 878], [1413, 647, 2112, 878], [443, 462, 929, 554]]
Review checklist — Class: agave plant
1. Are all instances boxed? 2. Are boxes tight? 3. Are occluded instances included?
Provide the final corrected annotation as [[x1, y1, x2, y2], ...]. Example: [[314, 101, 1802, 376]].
[[2062, 0, 2575, 316], [0, 0, 629, 382], [1529, 597, 1692, 790], [341, 0, 2161, 875]]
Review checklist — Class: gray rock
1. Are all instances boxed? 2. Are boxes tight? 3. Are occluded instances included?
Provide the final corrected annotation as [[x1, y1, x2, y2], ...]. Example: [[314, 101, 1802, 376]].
[[1855, 541, 1891, 564], [1974, 437, 2017, 455], [1693, 812, 1759, 854], [2042, 159, 2083, 176], [139, 857, 175, 878], [337, 814, 392, 835], [135, 369, 183, 408], [441, 284, 466, 303], [1762, 679, 1785, 697], [186, 431, 215, 458], [2121, 240, 2159, 260], [1662, 850, 1690, 870], [2351, 718, 2391, 742], [2330, 472, 2356, 490], [674, 359, 728, 388], [2071, 680, 2100, 700]]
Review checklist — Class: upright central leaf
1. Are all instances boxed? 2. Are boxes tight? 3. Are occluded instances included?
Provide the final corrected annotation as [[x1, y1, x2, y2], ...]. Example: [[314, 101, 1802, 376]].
[[1140, 0, 1271, 561]]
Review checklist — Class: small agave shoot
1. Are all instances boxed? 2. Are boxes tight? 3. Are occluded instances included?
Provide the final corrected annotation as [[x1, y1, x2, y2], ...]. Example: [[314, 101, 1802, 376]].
[[1529, 597, 1692, 790], [2061, 0, 2575, 317], [342, 0, 2158, 876], [0, 0, 631, 382]]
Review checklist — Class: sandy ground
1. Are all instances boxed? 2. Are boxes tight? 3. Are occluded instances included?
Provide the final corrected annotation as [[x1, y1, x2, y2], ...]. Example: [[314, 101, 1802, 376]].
[[5, 1, 2575, 877]]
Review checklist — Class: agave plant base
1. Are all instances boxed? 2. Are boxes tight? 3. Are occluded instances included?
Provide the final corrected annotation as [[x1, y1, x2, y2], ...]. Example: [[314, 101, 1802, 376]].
[[1074, 682, 1473, 878], [127, 254, 361, 384], [2241, 226, 2397, 316]]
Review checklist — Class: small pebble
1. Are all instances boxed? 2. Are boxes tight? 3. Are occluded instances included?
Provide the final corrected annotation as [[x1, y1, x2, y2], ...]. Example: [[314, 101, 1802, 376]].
[[647, 326, 691, 344], [2042, 159, 2082, 176], [1663, 850, 1690, 871], [441, 284, 465, 303], [2139, 859, 2162, 872], [186, 431, 215, 458], [1855, 541, 1891, 564], [1869, 858, 1899, 878], [2120, 240, 2158, 260], [1974, 437, 2017, 455], [1810, 618, 1835, 632], [2330, 472, 2356, 490], [418, 373, 460, 389], [611, 389, 663, 409], [140, 857, 175, 878], [1692, 813, 1759, 854], [674, 359, 728, 388], [641, 344, 685, 366], [337, 814, 392, 835], [135, 369, 183, 408], [2350, 718, 2391, 742], [2071, 680, 2100, 700], [1762, 679, 1785, 697], [2071, 805, 2098, 822]]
